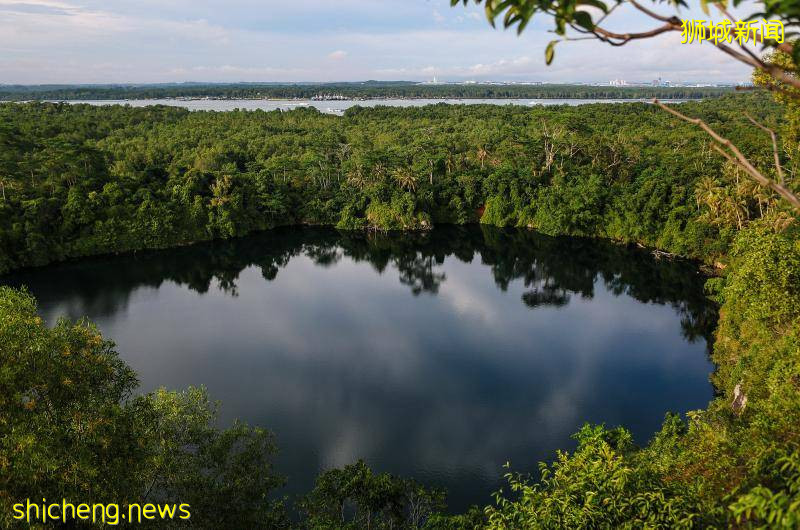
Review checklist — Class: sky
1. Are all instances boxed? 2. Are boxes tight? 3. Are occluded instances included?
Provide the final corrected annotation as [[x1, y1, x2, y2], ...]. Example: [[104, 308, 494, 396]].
[[0, 0, 759, 84]]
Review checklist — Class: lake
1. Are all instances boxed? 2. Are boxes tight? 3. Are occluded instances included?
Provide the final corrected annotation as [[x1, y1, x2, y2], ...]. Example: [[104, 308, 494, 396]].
[[57, 97, 687, 114], [1, 226, 717, 511]]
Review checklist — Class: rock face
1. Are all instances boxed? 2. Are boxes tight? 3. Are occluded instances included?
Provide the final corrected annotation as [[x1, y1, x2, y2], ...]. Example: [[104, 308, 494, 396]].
[[732, 383, 748, 415]]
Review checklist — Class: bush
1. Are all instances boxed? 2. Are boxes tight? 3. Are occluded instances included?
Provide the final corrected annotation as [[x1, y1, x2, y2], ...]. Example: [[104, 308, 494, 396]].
[[0, 287, 288, 528]]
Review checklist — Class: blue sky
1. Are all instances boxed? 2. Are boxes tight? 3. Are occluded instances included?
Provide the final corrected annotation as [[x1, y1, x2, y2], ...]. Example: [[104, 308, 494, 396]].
[[0, 0, 756, 84]]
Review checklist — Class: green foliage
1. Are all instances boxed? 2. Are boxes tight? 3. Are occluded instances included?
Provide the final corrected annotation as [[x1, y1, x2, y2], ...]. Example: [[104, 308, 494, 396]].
[[0, 287, 288, 528], [142, 388, 288, 528], [484, 424, 715, 529], [453, 0, 606, 36], [729, 452, 800, 528], [531, 172, 607, 236], [719, 222, 800, 329], [0, 287, 141, 512], [424, 506, 487, 530], [298, 460, 446, 529], [2, 90, 799, 528], [0, 94, 781, 275], [365, 194, 432, 231], [478, 195, 516, 226]]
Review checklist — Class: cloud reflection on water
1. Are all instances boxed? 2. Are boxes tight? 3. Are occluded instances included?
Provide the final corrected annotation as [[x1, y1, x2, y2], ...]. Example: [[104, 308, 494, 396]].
[[2, 226, 717, 510]]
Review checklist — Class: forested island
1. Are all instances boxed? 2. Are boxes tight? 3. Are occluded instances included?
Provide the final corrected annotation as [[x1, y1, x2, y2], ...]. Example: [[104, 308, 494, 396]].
[[2, 88, 800, 527], [0, 81, 734, 102]]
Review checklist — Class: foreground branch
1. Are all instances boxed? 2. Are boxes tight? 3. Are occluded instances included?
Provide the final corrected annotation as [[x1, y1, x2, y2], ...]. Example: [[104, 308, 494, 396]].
[[582, 1, 800, 94], [653, 99, 800, 210], [590, 20, 681, 46], [745, 113, 785, 185]]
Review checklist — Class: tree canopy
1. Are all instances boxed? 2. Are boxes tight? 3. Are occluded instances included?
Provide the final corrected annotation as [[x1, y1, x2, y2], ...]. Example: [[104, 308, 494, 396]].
[[0, 94, 784, 275]]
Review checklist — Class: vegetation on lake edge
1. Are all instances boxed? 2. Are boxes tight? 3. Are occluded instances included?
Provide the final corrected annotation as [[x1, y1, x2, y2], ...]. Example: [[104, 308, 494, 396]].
[[0, 94, 785, 275], [1, 90, 799, 527]]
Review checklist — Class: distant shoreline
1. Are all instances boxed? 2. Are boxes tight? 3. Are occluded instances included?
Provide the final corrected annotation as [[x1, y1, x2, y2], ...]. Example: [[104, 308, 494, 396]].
[[4, 94, 720, 102], [0, 82, 738, 103], [6, 97, 695, 116]]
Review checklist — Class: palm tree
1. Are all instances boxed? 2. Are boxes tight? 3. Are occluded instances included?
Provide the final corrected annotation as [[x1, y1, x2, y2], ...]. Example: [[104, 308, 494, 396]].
[[210, 175, 232, 207], [347, 164, 368, 190], [0, 176, 18, 202], [0, 175, 6, 201], [393, 168, 417, 192], [476, 146, 489, 170], [721, 194, 748, 230], [373, 162, 387, 181], [445, 150, 457, 176], [695, 175, 722, 216], [753, 184, 776, 218], [335, 143, 351, 183]]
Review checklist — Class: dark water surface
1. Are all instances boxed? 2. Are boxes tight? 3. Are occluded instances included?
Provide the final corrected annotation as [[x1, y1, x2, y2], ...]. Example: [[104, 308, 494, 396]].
[[2, 226, 717, 511]]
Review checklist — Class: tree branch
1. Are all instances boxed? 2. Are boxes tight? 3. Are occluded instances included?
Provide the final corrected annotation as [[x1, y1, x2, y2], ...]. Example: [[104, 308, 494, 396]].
[[588, 21, 681, 46], [603, 1, 800, 94], [579, 7, 800, 98], [710, 142, 738, 166], [653, 99, 800, 210], [747, 75, 800, 101], [745, 112, 785, 185], [711, 5, 800, 92], [719, 42, 800, 93]]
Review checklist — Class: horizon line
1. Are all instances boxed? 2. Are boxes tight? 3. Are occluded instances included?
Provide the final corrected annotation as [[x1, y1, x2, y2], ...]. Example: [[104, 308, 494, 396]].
[[0, 80, 746, 87]]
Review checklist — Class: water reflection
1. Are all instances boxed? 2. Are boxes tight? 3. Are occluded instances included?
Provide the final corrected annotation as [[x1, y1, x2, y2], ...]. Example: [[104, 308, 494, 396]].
[[2, 226, 717, 511]]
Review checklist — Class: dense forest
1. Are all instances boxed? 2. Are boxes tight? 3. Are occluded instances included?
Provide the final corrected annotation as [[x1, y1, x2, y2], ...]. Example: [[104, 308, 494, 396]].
[[0, 94, 781, 274], [0, 82, 734, 101], [2, 91, 800, 527]]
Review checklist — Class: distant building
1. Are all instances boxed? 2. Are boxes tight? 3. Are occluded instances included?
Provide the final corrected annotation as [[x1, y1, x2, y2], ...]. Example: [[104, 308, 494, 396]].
[[609, 79, 628, 87]]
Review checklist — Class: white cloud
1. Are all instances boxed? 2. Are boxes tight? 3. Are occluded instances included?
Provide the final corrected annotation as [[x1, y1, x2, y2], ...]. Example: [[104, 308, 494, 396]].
[[0, 0, 758, 84], [0, 0, 77, 9]]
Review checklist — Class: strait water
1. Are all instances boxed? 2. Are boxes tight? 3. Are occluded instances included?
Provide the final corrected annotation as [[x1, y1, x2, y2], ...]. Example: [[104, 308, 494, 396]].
[[2, 226, 716, 511], [57, 97, 687, 114]]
